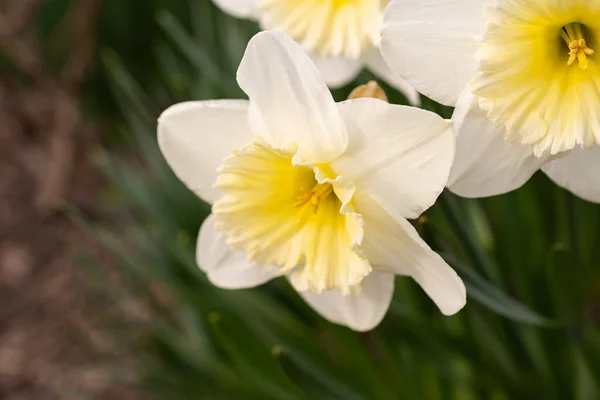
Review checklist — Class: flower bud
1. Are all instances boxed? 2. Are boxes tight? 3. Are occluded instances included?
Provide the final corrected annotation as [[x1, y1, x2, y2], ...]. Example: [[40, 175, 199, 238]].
[[347, 80, 388, 102]]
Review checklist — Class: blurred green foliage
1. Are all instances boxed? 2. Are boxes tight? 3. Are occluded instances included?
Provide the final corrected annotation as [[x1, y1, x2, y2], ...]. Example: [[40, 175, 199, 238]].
[[86, 0, 600, 398]]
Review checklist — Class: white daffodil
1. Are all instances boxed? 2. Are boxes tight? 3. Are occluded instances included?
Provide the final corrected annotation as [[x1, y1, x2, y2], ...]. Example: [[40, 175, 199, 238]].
[[381, 0, 600, 202], [158, 31, 465, 331], [211, 0, 420, 106]]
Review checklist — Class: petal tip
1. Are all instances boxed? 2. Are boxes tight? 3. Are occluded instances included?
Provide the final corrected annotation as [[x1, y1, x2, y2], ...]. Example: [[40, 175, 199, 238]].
[[439, 278, 467, 316]]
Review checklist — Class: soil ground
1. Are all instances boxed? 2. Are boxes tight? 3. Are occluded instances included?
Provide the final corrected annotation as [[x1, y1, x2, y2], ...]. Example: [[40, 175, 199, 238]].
[[0, 89, 142, 399]]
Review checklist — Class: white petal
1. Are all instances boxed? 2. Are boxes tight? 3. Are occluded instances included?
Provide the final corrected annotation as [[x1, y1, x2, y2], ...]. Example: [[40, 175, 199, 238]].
[[448, 91, 546, 198], [158, 100, 253, 205], [311, 56, 362, 89], [542, 147, 600, 203], [197, 214, 280, 289], [212, 0, 258, 19], [356, 195, 466, 316], [362, 47, 420, 106], [292, 271, 394, 331], [237, 31, 348, 163], [332, 98, 454, 219], [381, 0, 491, 106]]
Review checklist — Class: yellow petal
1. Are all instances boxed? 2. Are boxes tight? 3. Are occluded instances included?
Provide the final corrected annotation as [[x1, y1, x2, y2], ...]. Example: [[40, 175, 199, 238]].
[[259, 0, 384, 59], [212, 140, 371, 294]]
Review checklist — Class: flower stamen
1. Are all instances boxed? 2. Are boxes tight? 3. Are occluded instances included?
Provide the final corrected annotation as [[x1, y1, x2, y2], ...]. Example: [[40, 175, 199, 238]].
[[561, 23, 594, 70], [294, 182, 334, 213]]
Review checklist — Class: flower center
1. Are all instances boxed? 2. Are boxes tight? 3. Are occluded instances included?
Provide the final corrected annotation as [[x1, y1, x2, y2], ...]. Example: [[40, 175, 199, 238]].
[[471, 1, 600, 156], [561, 23, 595, 70], [294, 182, 334, 213], [212, 140, 371, 294]]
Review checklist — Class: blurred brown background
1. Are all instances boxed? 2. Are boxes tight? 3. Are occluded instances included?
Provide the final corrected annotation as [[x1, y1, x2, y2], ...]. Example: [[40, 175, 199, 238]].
[[0, 0, 140, 398]]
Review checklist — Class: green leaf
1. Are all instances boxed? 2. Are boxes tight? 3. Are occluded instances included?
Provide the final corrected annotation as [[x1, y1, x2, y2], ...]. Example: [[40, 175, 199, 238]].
[[443, 254, 555, 327]]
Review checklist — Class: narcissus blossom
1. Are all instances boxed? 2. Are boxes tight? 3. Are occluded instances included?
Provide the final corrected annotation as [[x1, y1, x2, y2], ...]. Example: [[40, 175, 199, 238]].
[[381, 0, 600, 202], [158, 31, 465, 331], [211, 0, 420, 105]]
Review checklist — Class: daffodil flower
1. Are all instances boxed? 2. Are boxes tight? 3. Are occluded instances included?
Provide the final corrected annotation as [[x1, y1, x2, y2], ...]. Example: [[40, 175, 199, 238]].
[[158, 31, 465, 331], [381, 0, 600, 202], [211, 0, 420, 106]]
